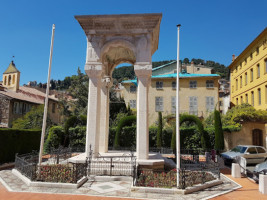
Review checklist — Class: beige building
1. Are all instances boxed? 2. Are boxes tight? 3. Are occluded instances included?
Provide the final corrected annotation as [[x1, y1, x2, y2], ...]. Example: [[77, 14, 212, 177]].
[[122, 61, 220, 125], [0, 61, 61, 128]]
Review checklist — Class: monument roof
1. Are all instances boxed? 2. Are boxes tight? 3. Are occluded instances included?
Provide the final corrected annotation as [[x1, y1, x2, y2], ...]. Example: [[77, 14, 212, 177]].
[[3, 61, 20, 74], [75, 13, 162, 55]]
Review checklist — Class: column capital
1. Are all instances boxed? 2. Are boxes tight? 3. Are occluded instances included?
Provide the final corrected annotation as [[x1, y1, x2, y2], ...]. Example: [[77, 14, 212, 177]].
[[102, 75, 113, 88], [85, 62, 103, 78], [134, 62, 152, 77]]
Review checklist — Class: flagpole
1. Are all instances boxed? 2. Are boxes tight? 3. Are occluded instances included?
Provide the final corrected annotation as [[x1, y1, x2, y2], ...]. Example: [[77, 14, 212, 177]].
[[38, 24, 55, 166], [176, 24, 181, 188]]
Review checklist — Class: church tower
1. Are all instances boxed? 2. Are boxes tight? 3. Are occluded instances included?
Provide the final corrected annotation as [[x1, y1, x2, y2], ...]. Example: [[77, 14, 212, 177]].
[[2, 61, 20, 92]]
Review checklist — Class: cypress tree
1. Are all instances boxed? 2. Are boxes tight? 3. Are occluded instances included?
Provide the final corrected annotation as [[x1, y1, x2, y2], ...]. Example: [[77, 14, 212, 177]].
[[156, 112, 163, 148], [214, 110, 224, 151]]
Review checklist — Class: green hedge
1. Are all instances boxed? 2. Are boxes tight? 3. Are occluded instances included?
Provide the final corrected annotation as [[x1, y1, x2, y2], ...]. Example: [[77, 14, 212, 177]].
[[0, 128, 41, 163], [114, 115, 136, 149], [68, 126, 86, 147]]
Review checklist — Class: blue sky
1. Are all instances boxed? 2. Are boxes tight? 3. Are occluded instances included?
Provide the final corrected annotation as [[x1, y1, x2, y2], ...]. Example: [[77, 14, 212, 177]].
[[0, 0, 266, 85]]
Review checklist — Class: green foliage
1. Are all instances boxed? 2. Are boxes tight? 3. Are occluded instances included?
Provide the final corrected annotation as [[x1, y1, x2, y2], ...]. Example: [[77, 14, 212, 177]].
[[67, 68, 89, 115], [112, 66, 135, 83], [109, 127, 116, 147], [149, 126, 158, 148], [171, 125, 176, 151], [0, 129, 41, 163], [120, 126, 136, 147], [109, 94, 128, 122], [156, 112, 163, 148], [44, 126, 64, 153], [214, 110, 224, 151], [12, 105, 52, 129], [63, 115, 86, 146], [114, 115, 136, 149], [68, 126, 86, 147], [222, 103, 267, 127], [180, 114, 209, 149]]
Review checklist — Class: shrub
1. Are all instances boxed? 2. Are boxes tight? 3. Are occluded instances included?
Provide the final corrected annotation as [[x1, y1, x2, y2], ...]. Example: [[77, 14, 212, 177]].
[[114, 115, 136, 149], [64, 115, 86, 146], [12, 105, 52, 129], [214, 110, 224, 151], [149, 126, 157, 148], [0, 129, 41, 163], [44, 126, 64, 153], [68, 126, 86, 147], [180, 114, 209, 149], [156, 112, 163, 148], [222, 103, 267, 127]]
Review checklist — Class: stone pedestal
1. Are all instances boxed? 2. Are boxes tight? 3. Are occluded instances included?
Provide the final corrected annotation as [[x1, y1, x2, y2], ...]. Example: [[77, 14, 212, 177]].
[[259, 174, 267, 195], [231, 163, 241, 178]]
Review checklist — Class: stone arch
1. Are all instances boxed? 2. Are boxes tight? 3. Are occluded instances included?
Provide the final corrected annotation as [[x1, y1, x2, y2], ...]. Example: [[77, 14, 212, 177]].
[[8, 75, 11, 85], [100, 39, 136, 76]]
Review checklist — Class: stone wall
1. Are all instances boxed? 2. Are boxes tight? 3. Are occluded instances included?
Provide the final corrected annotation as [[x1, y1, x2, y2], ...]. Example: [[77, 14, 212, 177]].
[[224, 122, 267, 150]]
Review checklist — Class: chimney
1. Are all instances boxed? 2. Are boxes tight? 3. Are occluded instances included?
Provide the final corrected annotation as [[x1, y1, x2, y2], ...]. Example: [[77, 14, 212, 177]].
[[232, 54, 235, 62]]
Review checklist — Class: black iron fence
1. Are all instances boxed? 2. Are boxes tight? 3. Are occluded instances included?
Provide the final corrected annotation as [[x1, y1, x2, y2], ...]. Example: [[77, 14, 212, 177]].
[[87, 152, 136, 176], [15, 151, 87, 184], [133, 152, 221, 189], [14, 147, 136, 184], [15, 147, 221, 189]]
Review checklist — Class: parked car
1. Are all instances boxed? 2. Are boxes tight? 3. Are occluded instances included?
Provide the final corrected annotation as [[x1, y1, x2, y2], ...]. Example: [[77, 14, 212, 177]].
[[253, 161, 267, 183], [221, 145, 267, 165]]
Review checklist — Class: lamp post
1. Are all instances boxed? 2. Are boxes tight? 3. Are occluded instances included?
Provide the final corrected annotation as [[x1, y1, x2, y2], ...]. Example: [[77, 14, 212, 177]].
[[176, 24, 181, 188], [38, 24, 55, 166]]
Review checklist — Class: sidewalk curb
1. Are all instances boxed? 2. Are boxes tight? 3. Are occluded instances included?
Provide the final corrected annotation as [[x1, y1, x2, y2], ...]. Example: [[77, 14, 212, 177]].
[[201, 174, 242, 200]]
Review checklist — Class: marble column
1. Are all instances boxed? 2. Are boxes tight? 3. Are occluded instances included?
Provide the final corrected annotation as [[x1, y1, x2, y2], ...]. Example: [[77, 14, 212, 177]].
[[99, 76, 112, 153], [134, 62, 152, 160], [85, 63, 103, 157]]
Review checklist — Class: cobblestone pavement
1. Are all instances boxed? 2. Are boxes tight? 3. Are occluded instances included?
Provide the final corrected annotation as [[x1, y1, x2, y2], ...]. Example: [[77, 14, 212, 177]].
[[0, 169, 239, 200]]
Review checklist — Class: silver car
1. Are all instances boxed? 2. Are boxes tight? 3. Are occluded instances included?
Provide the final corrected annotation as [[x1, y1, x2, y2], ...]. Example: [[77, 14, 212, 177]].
[[221, 145, 267, 164]]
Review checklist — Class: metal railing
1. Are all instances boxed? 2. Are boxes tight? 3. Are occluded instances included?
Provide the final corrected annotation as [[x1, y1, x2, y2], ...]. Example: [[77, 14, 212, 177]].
[[87, 152, 136, 177], [133, 151, 221, 189]]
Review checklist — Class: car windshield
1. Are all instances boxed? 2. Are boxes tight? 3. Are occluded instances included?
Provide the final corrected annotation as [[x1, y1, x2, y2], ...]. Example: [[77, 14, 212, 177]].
[[231, 146, 247, 153]]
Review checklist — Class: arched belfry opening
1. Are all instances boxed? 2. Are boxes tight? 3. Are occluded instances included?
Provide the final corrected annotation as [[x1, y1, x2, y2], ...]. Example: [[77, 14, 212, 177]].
[[75, 13, 162, 161]]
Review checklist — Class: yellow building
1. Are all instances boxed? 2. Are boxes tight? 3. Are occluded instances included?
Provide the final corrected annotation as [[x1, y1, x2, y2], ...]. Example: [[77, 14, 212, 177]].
[[229, 27, 267, 109], [122, 61, 220, 125]]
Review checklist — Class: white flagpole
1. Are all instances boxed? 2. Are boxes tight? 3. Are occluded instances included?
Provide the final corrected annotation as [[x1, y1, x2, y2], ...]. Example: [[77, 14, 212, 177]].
[[38, 24, 55, 166], [176, 24, 181, 188]]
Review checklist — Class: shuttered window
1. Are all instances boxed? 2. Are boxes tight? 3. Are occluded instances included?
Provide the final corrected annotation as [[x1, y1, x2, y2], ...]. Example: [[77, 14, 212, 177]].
[[129, 100, 136, 109], [155, 97, 163, 112], [189, 96, 198, 115], [206, 96, 214, 112]]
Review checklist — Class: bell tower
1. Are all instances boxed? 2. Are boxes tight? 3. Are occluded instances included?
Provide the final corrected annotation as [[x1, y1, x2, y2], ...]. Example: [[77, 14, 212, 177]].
[[2, 61, 20, 92]]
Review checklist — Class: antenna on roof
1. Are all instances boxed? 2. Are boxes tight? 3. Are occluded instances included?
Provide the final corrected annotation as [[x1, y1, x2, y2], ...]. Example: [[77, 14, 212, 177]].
[[11, 56, 15, 63]]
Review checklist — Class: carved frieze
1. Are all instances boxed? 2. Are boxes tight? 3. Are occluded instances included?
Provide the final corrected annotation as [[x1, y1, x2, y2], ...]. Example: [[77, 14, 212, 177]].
[[85, 63, 103, 78]]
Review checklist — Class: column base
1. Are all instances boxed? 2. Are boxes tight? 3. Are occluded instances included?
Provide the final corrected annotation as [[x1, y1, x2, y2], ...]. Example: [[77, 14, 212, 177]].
[[137, 159, 165, 170]]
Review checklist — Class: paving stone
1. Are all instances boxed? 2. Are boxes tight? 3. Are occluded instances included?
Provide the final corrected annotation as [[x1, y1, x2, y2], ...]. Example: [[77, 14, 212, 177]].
[[0, 169, 241, 200]]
